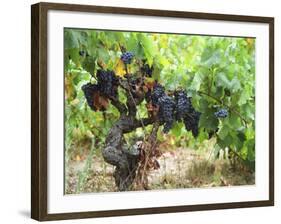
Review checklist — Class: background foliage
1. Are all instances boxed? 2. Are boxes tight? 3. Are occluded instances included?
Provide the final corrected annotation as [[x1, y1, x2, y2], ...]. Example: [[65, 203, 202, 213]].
[[64, 28, 255, 174]]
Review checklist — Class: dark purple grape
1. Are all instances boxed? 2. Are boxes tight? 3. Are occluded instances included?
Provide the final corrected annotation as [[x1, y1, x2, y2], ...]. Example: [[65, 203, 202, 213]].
[[96, 69, 119, 98], [174, 90, 200, 137], [214, 108, 228, 118], [82, 70, 120, 111], [158, 95, 175, 133], [151, 84, 165, 106], [183, 111, 201, 137], [121, 52, 134, 64], [175, 90, 191, 121], [81, 83, 99, 111]]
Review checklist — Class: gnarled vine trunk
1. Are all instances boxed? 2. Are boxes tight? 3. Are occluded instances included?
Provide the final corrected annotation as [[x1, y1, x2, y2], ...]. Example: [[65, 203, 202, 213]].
[[98, 76, 158, 191], [102, 112, 154, 190]]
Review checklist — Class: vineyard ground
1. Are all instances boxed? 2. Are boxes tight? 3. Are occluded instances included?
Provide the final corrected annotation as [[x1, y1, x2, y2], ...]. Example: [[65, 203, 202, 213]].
[[65, 146, 255, 194]]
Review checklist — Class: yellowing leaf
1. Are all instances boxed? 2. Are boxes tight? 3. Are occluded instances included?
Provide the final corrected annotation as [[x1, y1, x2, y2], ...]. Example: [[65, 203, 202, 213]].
[[114, 59, 126, 77], [159, 35, 168, 48], [76, 155, 81, 161], [86, 130, 94, 138], [246, 38, 254, 46], [72, 128, 82, 138], [97, 59, 106, 69], [144, 77, 154, 84], [170, 137, 175, 145], [70, 98, 80, 106], [65, 75, 75, 100], [144, 77, 155, 90], [159, 55, 169, 66]]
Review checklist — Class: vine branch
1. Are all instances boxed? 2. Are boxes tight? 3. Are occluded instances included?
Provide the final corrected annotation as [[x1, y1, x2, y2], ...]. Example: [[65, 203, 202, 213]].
[[109, 96, 127, 115]]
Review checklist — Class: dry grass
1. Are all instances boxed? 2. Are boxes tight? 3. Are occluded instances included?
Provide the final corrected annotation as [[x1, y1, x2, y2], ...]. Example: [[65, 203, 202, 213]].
[[65, 146, 254, 194]]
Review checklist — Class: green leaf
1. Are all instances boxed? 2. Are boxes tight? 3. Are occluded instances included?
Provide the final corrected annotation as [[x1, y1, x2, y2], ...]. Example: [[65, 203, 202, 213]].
[[64, 30, 79, 49], [230, 77, 241, 93], [138, 34, 156, 66], [218, 124, 229, 139], [226, 114, 242, 130], [217, 135, 233, 148], [201, 49, 221, 67], [246, 139, 255, 161], [190, 71, 204, 91], [215, 72, 241, 93], [199, 109, 219, 131], [126, 34, 143, 57], [241, 103, 255, 121], [152, 60, 162, 81], [197, 129, 209, 143], [82, 56, 96, 75], [97, 47, 110, 63], [238, 85, 252, 105], [65, 48, 80, 67], [171, 122, 183, 136]]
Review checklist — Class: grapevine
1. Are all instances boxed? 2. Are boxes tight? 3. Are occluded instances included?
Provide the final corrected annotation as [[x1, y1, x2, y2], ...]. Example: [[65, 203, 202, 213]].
[[80, 45, 204, 190], [65, 29, 256, 193]]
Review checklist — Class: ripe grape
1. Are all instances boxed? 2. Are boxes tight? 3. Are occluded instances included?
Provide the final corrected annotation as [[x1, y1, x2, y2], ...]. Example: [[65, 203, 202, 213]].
[[174, 90, 200, 137], [151, 84, 165, 106], [158, 95, 175, 133], [174, 90, 191, 121], [81, 83, 99, 111], [96, 69, 119, 98], [214, 108, 228, 118], [183, 111, 201, 137], [121, 51, 134, 64], [82, 70, 120, 111]]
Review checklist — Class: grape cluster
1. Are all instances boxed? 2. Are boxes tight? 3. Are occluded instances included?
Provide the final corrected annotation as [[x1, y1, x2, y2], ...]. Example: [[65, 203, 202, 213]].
[[96, 69, 119, 98], [174, 90, 191, 121], [147, 85, 201, 135], [121, 51, 134, 64], [174, 90, 200, 137], [151, 84, 165, 106], [141, 64, 153, 77], [82, 69, 119, 111], [148, 84, 175, 133], [81, 83, 99, 111], [183, 111, 201, 137], [214, 108, 228, 118], [158, 95, 176, 133]]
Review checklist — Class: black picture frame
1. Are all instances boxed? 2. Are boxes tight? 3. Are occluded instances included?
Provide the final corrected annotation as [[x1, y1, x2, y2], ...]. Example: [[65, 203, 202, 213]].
[[31, 2, 274, 221]]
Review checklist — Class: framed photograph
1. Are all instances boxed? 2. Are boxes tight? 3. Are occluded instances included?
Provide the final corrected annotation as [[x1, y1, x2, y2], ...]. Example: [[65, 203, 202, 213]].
[[31, 2, 274, 221]]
